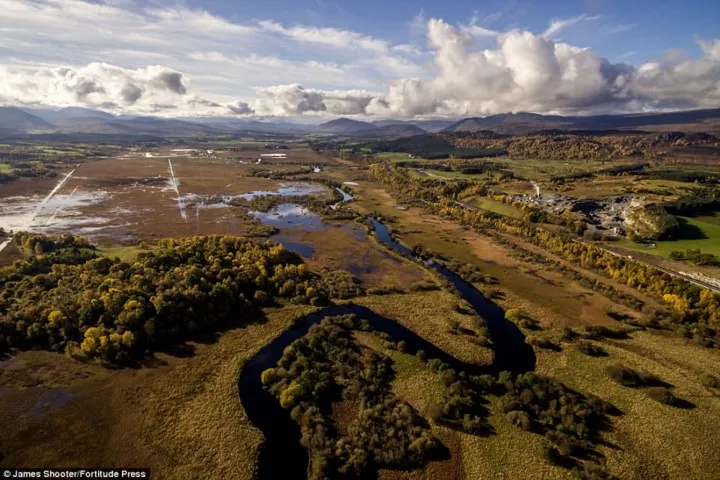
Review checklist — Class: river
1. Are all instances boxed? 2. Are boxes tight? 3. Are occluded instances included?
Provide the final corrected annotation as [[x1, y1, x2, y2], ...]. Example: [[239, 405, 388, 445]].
[[238, 216, 535, 479]]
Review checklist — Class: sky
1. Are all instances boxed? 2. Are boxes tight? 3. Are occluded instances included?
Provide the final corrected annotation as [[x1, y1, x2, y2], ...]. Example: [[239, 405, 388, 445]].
[[0, 0, 718, 119]]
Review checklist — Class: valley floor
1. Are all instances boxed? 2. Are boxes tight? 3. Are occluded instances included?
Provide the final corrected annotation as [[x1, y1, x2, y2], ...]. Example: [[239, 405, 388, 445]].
[[2, 149, 720, 479]]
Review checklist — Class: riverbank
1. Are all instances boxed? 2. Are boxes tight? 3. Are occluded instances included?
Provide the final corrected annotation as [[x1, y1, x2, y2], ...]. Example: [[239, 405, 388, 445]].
[[0, 305, 313, 478]]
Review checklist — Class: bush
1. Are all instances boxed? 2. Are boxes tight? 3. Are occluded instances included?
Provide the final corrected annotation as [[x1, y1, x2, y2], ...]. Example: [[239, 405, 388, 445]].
[[605, 364, 663, 387], [560, 327, 578, 341], [584, 325, 628, 340], [527, 335, 557, 350], [506, 410, 532, 430], [541, 441, 564, 466], [575, 340, 607, 357], [646, 387, 677, 405], [427, 358, 449, 373], [605, 364, 641, 387]]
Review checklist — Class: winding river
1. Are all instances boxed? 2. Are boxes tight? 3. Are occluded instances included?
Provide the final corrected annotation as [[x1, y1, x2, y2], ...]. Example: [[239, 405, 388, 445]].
[[238, 216, 536, 479]]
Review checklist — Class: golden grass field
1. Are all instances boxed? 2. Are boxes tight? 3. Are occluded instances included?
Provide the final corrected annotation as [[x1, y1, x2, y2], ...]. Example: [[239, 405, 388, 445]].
[[349, 179, 653, 329], [3, 147, 720, 479], [0, 305, 315, 479], [536, 330, 720, 479]]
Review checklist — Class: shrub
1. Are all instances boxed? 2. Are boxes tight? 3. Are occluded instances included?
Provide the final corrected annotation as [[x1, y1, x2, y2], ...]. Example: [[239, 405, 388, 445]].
[[415, 349, 427, 362], [575, 340, 607, 357], [605, 364, 663, 387], [646, 387, 677, 406], [527, 335, 557, 350], [427, 358, 449, 373], [560, 327, 578, 341], [605, 364, 641, 387], [584, 325, 628, 340], [541, 441, 564, 466], [507, 410, 532, 430]]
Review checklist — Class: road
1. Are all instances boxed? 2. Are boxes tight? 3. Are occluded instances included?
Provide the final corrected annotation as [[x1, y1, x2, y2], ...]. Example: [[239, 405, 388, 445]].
[[450, 199, 720, 295]]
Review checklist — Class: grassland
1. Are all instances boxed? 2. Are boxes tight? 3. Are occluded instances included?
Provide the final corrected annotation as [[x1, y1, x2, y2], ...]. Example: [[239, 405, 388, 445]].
[[0, 304, 317, 478], [350, 179, 649, 328], [356, 304, 720, 480], [4, 139, 720, 479], [466, 196, 524, 218], [353, 291, 493, 366], [0, 163, 12, 173], [377, 152, 415, 161], [536, 331, 720, 479], [413, 168, 490, 181], [617, 215, 720, 257]]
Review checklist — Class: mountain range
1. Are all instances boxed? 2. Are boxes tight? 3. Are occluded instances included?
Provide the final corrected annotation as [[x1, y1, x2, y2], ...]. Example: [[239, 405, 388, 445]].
[[0, 106, 719, 138]]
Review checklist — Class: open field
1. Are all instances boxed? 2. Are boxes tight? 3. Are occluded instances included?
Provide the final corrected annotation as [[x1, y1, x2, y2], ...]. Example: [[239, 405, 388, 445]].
[[558, 177, 699, 200], [492, 157, 618, 181], [537, 331, 720, 479], [353, 291, 493, 366], [465, 196, 524, 218], [0, 147, 336, 246], [0, 304, 315, 478], [354, 296, 720, 480], [350, 179, 650, 328], [616, 215, 720, 257], [4, 134, 720, 480], [272, 224, 430, 290]]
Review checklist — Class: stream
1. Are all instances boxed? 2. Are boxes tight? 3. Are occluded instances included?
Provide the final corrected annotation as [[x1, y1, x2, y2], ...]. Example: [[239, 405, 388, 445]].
[[238, 216, 536, 479]]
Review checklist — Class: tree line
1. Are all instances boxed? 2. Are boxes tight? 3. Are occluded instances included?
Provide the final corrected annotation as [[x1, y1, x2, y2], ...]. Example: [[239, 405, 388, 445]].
[[0, 233, 363, 363], [370, 162, 720, 349]]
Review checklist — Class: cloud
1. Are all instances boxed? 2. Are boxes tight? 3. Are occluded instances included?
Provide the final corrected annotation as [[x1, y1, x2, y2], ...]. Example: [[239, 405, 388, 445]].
[[228, 101, 254, 115], [543, 14, 601, 38], [251, 84, 376, 116], [255, 20, 389, 53], [120, 83, 143, 104], [410, 8, 427, 36], [0, 1, 718, 118], [0, 63, 190, 112], [250, 21, 720, 118]]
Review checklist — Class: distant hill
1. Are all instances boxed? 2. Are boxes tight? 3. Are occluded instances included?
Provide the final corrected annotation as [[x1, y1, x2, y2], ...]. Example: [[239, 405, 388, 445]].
[[50, 116, 219, 136], [371, 124, 426, 137], [372, 119, 456, 133], [445, 113, 569, 134], [444, 109, 720, 135], [0, 107, 55, 132], [318, 118, 376, 133], [21, 107, 116, 130], [200, 119, 316, 133]]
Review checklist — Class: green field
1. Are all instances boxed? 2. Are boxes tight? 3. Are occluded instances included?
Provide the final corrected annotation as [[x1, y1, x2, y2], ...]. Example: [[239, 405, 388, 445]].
[[467, 197, 524, 218], [619, 215, 720, 257], [412, 168, 489, 180], [378, 152, 415, 161], [492, 157, 616, 181], [0, 163, 12, 173]]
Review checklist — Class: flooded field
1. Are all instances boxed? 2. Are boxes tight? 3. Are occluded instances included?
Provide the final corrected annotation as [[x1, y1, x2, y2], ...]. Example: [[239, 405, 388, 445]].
[[0, 154, 330, 246], [0, 149, 420, 289]]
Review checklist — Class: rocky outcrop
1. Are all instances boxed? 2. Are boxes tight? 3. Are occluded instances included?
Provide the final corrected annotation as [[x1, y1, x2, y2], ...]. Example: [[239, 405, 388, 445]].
[[625, 204, 679, 240]]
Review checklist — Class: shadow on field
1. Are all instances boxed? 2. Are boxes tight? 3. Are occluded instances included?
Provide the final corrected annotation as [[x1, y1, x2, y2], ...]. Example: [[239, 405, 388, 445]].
[[155, 309, 270, 361], [674, 217, 709, 240]]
